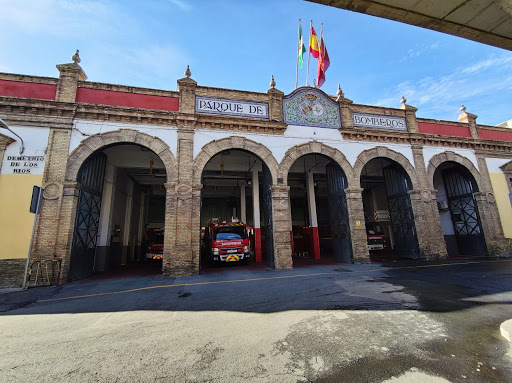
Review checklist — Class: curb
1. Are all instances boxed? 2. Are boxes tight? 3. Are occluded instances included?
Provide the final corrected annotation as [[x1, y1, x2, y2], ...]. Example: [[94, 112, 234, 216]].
[[501, 319, 512, 343]]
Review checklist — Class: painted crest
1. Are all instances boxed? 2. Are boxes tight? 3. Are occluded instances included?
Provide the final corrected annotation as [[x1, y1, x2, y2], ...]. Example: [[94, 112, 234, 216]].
[[283, 88, 341, 129]]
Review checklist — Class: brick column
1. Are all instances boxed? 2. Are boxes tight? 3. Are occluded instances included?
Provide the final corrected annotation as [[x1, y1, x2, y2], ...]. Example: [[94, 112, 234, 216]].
[[56, 181, 80, 283], [0, 134, 15, 172], [336, 88, 354, 129], [410, 146, 447, 259], [458, 106, 479, 139], [55, 63, 87, 103], [271, 185, 293, 269], [345, 188, 370, 263], [164, 125, 198, 276], [267, 87, 284, 122], [474, 153, 507, 254], [33, 128, 73, 261], [400, 103, 419, 134]]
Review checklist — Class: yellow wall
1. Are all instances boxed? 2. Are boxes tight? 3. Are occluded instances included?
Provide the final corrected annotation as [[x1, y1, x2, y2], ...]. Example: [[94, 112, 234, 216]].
[[490, 172, 512, 239], [0, 174, 43, 259]]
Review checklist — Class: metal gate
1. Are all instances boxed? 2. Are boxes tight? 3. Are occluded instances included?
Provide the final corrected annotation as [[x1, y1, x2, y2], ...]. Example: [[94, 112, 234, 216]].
[[383, 164, 419, 259], [442, 167, 486, 256], [69, 152, 107, 280], [326, 163, 351, 262], [262, 166, 275, 268]]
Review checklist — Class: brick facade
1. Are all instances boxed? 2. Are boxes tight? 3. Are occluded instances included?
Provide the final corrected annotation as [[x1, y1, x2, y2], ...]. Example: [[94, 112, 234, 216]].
[[0, 56, 511, 286]]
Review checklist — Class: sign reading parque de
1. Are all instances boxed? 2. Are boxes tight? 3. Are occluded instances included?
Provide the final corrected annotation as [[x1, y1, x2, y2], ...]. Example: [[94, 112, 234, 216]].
[[352, 113, 407, 131], [195, 96, 269, 119]]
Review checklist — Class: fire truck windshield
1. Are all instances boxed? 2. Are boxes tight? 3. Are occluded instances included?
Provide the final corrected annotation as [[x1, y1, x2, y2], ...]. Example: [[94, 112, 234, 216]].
[[214, 226, 246, 240]]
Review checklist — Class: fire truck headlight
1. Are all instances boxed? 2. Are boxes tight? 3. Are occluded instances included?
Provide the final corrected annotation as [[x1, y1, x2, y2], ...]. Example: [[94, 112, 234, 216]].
[[212, 248, 219, 255], [244, 246, 249, 253]]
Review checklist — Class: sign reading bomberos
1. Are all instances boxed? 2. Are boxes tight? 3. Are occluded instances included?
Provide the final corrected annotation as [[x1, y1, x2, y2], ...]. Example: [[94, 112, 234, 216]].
[[352, 113, 407, 131], [195, 96, 269, 119]]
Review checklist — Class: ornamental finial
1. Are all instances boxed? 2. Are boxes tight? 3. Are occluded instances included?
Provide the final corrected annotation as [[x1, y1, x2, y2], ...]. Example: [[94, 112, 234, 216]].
[[400, 96, 407, 106], [270, 75, 275, 89], [185, 65, 191, 78], [336, 84, 344, 101], [72, 49, 81, 64], [460, 105, 466, 112]]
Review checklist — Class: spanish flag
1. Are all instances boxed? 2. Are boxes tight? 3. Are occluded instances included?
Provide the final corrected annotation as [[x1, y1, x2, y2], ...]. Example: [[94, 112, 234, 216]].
[[309, 26, 320, 59]]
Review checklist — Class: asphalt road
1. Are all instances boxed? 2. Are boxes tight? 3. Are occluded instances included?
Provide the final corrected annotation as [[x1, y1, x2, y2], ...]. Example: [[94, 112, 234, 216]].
[[0, 258, 511, 382]]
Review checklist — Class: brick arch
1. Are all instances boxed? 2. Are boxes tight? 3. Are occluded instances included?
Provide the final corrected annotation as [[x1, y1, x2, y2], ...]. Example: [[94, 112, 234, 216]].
[[353, 146, 418, 188], [279, 141, 354, 186], [426, 151, 482, 191], [192, 136, 279, 186], [66, 129, 177, 183]]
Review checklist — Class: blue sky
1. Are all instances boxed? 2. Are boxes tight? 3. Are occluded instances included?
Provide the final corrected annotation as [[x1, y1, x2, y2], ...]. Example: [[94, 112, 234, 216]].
[[1, 0, 511, 126]]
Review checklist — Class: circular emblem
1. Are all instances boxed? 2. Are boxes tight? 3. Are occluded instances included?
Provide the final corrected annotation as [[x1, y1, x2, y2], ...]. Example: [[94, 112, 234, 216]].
[[312, 102, 326, 117], [43, 182, 61, 200]]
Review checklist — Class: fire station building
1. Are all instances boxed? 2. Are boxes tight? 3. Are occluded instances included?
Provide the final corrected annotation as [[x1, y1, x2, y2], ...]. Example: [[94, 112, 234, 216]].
[[1, 54, 511, 287]]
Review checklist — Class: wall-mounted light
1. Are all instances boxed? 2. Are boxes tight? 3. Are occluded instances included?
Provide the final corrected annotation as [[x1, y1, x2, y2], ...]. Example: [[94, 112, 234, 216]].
[[0, 118, 24, 154]]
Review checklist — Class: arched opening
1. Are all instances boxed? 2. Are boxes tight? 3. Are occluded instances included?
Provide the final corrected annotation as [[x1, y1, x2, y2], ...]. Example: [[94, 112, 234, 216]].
[[360, 157, 419, 261], [287, 154, 351, 266], [69, 143, 168, 280], [199, 149, 275, 272], [433, 161, 486, 256]]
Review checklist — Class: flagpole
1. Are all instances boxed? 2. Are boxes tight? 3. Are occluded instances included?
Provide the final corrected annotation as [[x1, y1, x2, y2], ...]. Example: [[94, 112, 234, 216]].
[[296, 19, 301, 89], [306, 20, 312, 86]]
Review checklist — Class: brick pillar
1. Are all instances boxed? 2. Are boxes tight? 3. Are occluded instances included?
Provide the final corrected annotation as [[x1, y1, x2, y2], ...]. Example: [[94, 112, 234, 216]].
[[163, 125, 198, 276], [336, 91, 354, 129], [162, 181, 177, 274], [33, 128, 73, 263], [400, 104, 419, 134], [345, 188, 370, 263], [0, 135, 15, 172], [410, 146, 447, 259], [458, 106, 479, 139], [56, 182, 80, 283], [474, 153, 507, 255], [267, 88, 284, 122], [55, 63, 87, 103], [271, 185, 293, 269]]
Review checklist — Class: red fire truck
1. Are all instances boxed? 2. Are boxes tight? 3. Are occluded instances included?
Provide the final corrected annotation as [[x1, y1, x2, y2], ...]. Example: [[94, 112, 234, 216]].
[[203, 219, 251, 263], [145, 229, 164, 260]]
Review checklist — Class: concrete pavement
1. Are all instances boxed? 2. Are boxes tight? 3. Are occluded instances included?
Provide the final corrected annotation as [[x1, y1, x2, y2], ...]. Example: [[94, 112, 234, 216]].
[[1, 258, 511, 382]]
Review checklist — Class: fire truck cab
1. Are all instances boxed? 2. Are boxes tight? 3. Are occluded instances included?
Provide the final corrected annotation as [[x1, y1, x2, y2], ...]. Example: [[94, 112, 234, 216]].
[[203, 218, 251, 263]]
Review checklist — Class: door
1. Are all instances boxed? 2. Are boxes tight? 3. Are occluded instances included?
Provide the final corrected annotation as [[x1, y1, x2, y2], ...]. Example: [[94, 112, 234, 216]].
[[326, 163, 351, 262], [262, 167, 275, 268], [69, 152, 107, 280], [383, 164, 419, 259], [442, 168, 486, 256]]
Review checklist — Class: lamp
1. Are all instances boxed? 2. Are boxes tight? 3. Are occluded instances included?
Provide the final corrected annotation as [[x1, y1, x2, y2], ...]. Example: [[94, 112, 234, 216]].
[[0, 118, 24, 154]]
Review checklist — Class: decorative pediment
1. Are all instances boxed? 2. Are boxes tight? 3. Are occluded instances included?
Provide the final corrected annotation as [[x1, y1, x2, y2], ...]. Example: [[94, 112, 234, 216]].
[[283, 87, 341, 129], [500, 160, 512, 173]]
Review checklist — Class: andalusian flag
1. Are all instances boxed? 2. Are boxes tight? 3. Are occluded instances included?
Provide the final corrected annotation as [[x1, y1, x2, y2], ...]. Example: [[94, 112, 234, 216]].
[[309, 26, 320, 59], [298, 21, 306, 69]]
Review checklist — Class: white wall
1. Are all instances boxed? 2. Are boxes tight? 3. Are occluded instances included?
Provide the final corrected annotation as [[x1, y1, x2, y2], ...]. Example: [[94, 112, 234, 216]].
[[1, 126, 50, 175], [70, 120, 178, 158], [194, 126, 415, 167], [423, 147, 478, 172]]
